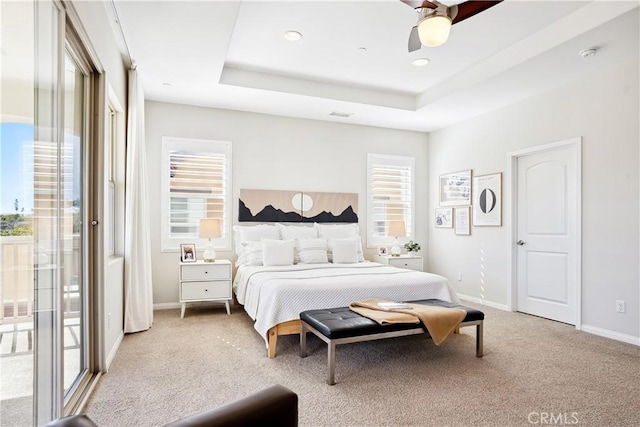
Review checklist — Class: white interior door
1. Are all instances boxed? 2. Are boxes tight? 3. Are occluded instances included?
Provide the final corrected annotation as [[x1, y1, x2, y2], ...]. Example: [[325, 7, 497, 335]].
[[516, 143, 580, 324]]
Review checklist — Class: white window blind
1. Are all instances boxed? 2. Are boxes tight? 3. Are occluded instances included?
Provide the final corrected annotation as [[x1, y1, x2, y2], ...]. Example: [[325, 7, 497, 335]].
[[161, 137, 232, 251], [367, 154, 415, 247]]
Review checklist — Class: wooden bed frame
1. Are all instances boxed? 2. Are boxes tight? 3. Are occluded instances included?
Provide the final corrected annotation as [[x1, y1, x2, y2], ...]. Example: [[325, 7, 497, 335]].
[[267, 320, 302, 358], [266, 318, 461, 358]]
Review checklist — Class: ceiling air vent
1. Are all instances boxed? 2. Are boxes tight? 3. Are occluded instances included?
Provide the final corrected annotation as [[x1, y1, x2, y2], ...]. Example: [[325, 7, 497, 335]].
[[329, 111, 353, 118]]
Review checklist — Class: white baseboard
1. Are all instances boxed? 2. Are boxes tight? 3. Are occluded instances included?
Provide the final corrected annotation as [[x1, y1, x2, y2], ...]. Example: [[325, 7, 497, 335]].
[[457, 294, 639, 346], [105, 332, 124, 372], [456, 293, 509, 311], [153, 302, 181, 310], [581, 324, 640, 346]]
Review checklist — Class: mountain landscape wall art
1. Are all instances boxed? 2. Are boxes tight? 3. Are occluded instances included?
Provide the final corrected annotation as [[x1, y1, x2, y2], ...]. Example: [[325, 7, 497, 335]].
[[239, 189, 358, 223]]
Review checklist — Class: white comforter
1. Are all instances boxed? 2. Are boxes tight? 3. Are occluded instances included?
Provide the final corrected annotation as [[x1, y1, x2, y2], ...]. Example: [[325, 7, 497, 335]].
[[233, 262, 459, 344]]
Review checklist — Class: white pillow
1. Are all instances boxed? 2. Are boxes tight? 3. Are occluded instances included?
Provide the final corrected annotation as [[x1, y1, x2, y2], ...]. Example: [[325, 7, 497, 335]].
[[233, 224, 280, 255], [316, 223, 359, 239], [296, 237, 328, 264], [331, 240, 359, 264], [327, 236, 365, 263], [262, 239, 295, 266], [237, 241, 263, 266], [277, 224, 319, 262], [277, 223, 318, 240]]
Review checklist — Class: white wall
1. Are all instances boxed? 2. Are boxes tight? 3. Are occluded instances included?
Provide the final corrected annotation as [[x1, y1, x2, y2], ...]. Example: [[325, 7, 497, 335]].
[[428, 58, 639, 342], [73, 0, 128, 368], [145, 101, 429, 305], [73, 1, 127, 98]]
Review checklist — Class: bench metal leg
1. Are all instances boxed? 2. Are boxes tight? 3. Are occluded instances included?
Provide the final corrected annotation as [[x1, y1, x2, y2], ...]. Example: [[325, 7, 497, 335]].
[[300, 324, 308, 358], [328, 342, 336, 385], [476, 322, 483, 357]]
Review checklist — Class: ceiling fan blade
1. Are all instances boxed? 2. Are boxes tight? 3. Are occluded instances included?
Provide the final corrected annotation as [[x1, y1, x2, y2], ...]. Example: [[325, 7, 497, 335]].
[[408, 26, 421, 52], [451, 0, 503, 25], [400, 0, 438, 10]]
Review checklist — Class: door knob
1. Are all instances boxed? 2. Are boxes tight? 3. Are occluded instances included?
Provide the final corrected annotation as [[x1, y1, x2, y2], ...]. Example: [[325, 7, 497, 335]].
[[516, 240, 526, 246]]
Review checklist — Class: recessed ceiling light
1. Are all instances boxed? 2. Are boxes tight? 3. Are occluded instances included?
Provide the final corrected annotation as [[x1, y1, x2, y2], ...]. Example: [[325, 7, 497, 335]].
[[358, 47, 367, 52], [162, 82, 172, 87], [579, 48, 598, 59], [412, 58, 430, 67], [284, 30, 303, 41]]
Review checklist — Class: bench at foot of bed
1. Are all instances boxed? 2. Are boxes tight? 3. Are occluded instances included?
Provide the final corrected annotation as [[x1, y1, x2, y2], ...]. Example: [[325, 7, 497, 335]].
[[299, 299, 484, 385]]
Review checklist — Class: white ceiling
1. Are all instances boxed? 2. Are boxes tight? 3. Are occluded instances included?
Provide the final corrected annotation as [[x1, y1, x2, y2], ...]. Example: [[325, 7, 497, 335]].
[[112, 0, 640, 132]]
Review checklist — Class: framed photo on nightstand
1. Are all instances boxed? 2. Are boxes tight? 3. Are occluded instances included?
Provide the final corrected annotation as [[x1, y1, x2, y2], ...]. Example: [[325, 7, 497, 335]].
[[378, 246, 388, 256], [180, 244, 197, 262]]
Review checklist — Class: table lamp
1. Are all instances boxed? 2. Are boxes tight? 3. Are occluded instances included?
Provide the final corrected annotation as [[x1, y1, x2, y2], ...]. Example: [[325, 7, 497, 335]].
[[388, 221, 406, 257], [199, 218, 221, 262]]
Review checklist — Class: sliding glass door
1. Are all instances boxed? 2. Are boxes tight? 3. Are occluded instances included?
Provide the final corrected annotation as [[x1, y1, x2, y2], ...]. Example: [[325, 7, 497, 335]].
[[61, 47, 88, 403], [1, 1, 97, 424]]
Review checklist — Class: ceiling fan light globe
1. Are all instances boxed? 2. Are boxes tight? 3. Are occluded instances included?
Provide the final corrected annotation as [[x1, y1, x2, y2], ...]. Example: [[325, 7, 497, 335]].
[[418, 15, 452, 47]]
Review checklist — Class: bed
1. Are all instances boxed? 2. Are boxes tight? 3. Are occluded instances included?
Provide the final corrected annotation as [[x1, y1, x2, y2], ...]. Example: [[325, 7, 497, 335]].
[[233, 262, 459, 358]]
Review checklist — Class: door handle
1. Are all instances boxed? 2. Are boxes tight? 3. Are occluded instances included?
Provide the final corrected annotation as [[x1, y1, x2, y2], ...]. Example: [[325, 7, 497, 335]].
[[517, 240, 526, 246]]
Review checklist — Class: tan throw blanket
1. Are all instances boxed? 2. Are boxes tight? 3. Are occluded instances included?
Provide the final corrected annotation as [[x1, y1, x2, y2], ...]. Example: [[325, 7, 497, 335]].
[[349, 299, 466, 345]]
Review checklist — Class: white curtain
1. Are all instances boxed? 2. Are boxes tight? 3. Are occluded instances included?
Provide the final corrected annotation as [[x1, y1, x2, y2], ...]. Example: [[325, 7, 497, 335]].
[[124, 69, 153, 333]]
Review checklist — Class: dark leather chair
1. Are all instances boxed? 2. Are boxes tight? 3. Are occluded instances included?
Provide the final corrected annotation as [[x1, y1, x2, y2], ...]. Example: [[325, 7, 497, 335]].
[[165, 384, 298, 427], [44, 415, 97, 427], [45, 384, 298, 427]]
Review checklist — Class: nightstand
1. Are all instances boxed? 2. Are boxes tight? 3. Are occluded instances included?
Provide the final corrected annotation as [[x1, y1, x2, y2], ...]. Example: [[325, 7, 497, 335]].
[[179, 259, 232, 318], [375, 254, 423, 271]]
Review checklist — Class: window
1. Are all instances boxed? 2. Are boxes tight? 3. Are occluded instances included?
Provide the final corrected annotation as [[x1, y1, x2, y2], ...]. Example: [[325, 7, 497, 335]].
[[105, 87, 125, 259], [106, 105, 116, 256], [367, 154, 415, 247], [161, 137, 232, 251]]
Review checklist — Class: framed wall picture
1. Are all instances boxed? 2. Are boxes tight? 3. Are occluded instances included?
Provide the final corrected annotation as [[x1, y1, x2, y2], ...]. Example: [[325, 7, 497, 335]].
[[239, 189, 358, 223], [454, 207, 471, 236], [473, 173, 502, 226], [439, 170, 472, 206], [180, 244, 197, 262], [435, 208, 453, 228]]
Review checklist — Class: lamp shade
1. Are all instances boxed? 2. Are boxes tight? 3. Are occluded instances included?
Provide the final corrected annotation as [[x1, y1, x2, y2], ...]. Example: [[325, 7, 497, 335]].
[[418, 14, 452, 47], [199, 219, 221, 239], [388, 221, 406, 238]]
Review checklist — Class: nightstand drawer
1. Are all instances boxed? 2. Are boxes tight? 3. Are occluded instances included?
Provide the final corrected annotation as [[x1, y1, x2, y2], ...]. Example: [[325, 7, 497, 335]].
[[181, 280, 231, 300], [389, 257, 422, 271], [181, 263, 230, 281]]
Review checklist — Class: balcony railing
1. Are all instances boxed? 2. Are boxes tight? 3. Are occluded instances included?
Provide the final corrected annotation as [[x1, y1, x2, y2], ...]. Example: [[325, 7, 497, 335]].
[[0, 236, 35, 325], [0, 235, 80, 357]]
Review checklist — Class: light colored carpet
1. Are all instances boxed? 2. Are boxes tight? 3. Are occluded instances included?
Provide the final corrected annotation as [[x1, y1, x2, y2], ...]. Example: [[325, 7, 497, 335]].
[[84, 301, 640, 427]]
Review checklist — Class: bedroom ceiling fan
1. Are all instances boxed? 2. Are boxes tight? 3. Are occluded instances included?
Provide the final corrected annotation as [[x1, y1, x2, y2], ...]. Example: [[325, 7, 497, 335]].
[[401, 0, 503, 50]]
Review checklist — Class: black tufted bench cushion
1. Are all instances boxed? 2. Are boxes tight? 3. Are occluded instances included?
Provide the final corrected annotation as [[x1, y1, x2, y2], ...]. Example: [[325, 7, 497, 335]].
[[300, 299, 484, 385]]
